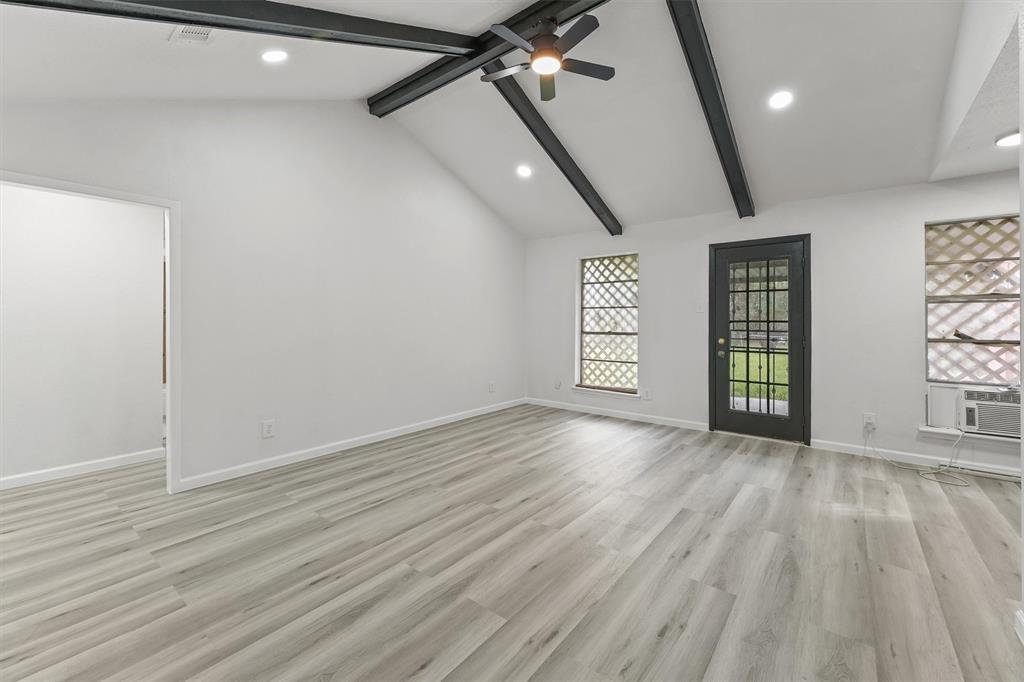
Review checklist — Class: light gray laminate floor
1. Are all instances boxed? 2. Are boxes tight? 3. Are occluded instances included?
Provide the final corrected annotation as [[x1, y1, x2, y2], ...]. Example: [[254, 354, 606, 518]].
[[1, 405, 1021, 681]]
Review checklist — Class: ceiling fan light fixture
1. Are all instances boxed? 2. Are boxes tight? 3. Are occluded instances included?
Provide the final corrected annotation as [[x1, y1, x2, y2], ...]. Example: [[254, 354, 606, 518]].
[[483, 15, 610, 101], [531, 54, 562, 75]]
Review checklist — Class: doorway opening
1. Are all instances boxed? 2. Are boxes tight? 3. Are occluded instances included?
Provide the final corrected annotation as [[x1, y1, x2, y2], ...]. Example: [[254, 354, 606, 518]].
[[0, 172, 180, 493]]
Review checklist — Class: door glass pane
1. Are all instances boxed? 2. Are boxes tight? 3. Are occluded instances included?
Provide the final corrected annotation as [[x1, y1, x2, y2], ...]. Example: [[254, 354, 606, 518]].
[[748, 260, 768, 290], [729, 256, 790, 417], [749, 291, 767, 321], [729, 291, 747, 320], [771, 291, 789, 321], [769, 259, 788, 289], [729, 381, 748, 414], [729, 321, 748, 348], [729, 262, 747, 291]]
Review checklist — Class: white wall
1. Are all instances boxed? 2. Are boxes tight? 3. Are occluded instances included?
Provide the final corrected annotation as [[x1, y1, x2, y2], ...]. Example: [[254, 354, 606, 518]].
[[1, 97, 1015, 486], [1, 183, 165, 483], [0, 99, 525, 489], [525, 170, 1021, 474]]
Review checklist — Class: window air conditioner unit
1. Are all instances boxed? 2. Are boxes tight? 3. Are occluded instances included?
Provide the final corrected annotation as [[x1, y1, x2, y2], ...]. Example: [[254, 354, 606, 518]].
[[959, 387, 1021, 438]]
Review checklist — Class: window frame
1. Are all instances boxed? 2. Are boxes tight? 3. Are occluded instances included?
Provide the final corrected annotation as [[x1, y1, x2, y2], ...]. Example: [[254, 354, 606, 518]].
[[924, 213, 1020, 387], [575, 252, 640, 395]]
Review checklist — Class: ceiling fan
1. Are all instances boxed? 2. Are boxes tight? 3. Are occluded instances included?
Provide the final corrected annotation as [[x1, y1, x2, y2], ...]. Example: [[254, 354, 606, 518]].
[[480, 15, 615, 101]]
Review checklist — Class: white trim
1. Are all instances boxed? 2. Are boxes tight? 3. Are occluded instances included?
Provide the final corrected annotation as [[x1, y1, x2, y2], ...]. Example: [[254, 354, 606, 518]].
[[526, 399, 1020, 477], [173, 399, 527, 492], [526, 398, 708, 431], [811, 437, 1021, 478], [0, 448, 164, 490], [917, 424, 1020, 444], [571, 385, 641, 400], [1014, 609, 1024, 649], [575, 251, 641, 392], [0, 170, 183, 495]]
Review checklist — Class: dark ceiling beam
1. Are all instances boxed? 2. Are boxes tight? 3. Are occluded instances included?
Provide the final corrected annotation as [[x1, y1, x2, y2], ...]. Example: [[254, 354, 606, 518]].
[[666, 0, 753, 218], [1, 0, 479, 55], [368, 0, 610, 117], [484, 60, 621, 236]]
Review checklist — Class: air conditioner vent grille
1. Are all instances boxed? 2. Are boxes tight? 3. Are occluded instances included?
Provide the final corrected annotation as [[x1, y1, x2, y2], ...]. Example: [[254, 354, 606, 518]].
[[963, 389, 1020, 404], [976, 404, 1021, 436]]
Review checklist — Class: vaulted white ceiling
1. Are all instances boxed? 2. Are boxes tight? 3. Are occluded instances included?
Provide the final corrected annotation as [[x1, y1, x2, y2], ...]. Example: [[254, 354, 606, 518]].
[[0, 0, 1018, 237], [932, 22, 1019, 181], [0, 2, 434, 100]]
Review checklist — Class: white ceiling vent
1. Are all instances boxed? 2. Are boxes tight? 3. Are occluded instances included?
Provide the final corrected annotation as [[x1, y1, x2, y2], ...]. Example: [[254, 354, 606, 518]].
[[168, 25, 214, 44]]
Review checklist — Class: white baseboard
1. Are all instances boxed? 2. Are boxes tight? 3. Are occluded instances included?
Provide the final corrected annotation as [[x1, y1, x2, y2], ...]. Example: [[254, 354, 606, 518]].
[[171, 399, 528, 493], [525, 398, 709, 432], [811, 438, 1022, 478], [0, 447, 165, 490], [526, 398, 1020, 478], [1015, 609, 1024, 649]]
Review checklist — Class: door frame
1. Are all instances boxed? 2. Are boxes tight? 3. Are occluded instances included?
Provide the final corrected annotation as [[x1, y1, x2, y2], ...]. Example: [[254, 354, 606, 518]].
[[708, 233, 811, 445], [1, 170, 184, 493]]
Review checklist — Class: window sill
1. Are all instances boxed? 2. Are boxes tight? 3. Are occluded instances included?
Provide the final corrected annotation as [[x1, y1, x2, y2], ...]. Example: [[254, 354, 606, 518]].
[[917, 425, 1020, 443], [572, 385, 641, 399]]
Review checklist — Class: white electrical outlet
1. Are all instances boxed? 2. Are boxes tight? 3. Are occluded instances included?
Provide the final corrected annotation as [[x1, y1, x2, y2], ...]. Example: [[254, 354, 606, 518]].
[[259, 419, 276, 439], [642, 389, 652, 401], [554, 379, 563, 390], [862, 413, 877, 432], [488, 382, 496, 394]]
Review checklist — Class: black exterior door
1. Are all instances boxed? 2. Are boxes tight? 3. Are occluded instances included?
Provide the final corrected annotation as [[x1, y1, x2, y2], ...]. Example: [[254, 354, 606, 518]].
[[709, 235, 810, 443]]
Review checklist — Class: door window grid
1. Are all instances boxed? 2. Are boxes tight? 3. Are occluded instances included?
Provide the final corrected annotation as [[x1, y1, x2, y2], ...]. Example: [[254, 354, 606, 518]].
[[579, 254, 639, 393], [925, 216, 1020, 385], [728, 258, 790, 416]]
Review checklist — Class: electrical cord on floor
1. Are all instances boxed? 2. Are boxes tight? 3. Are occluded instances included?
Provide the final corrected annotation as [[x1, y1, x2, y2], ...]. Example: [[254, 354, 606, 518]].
[[863, 427, 969, 487]]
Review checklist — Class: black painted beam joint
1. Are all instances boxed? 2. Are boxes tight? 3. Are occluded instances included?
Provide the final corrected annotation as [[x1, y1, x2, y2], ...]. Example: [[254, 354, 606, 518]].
[[368, 1, 611, 117], [483, 60, 622, 236], [666, 0, 754, 218]]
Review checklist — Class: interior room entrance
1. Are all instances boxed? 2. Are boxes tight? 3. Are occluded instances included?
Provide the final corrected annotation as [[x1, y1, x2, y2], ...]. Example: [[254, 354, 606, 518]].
[[0, 178, 170, 489]]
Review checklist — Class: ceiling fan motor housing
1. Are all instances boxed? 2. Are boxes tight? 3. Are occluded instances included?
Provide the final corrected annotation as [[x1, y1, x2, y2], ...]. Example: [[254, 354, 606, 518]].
[[479, 13, 612, 99], [529, 33, 562, 71]]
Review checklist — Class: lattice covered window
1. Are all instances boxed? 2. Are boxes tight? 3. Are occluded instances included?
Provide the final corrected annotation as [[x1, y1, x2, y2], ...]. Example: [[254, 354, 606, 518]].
[[579, 253, 639, 393], [926, 215, 1020, 385]]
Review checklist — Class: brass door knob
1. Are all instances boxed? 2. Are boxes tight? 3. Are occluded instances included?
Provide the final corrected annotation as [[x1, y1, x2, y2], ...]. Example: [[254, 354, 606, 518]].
[[717, 350, 725, 358]]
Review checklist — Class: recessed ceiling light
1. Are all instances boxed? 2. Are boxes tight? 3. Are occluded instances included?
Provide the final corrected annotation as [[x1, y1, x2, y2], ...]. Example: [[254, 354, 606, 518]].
[[516, 164, 533, 178], [261, 49, 288, 64], [995, 131, 1020, 148], [768, 90, 793, 110]]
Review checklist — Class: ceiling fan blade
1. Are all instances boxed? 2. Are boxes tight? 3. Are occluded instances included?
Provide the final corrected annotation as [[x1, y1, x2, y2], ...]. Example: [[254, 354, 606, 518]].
[[539, 74, 556, 101], [480, 63, 530, 82], [554, 14, 599, 54], [489, 23, 534, 52], [561, 58, 615, 81]]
